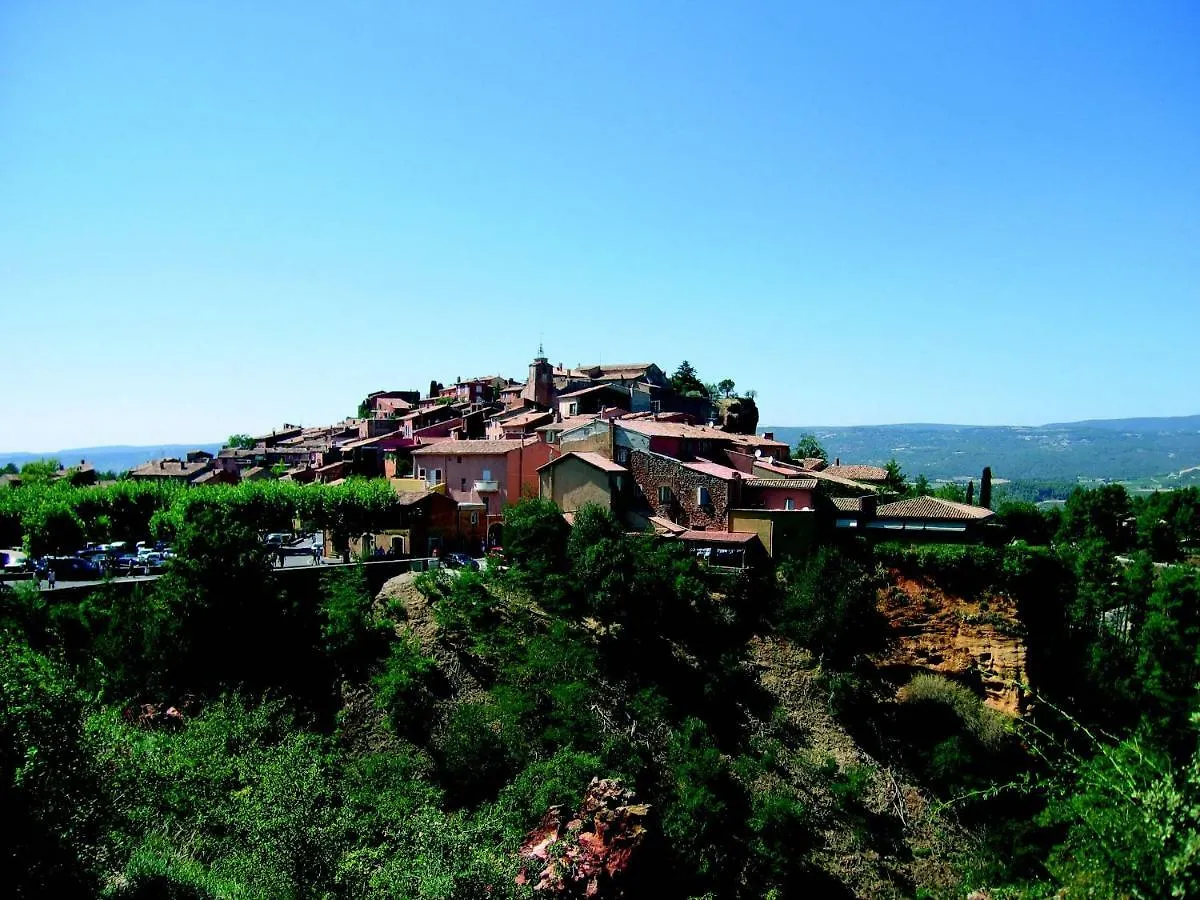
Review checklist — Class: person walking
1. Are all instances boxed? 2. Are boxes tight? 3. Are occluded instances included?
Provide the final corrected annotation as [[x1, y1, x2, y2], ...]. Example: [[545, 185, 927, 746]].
[[47, 565, 56, 590]]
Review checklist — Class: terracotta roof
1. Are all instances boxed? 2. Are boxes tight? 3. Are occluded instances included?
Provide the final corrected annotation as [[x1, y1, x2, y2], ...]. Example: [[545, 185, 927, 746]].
[[678, 530, 758, 544], [500, 383, 525, 393], [557, 383, 630, 400], [831, 497, 864, 513], [394, 490, 438, 506], [745, 478, 819, 489], [411, 438, 533, 456], [875, 496, 994, 521], [800, 468, 885, 491], [648, 515, 687, 536], [129, 458, 211, 479], [796, 457, 827, 470], [536, 415, 599, 432], [497, 409, 553, 429], [728, 433, 790, 450], [616, 419, 731, 440], [823, 464, 889, 482], [752, 459, 808, 476], [683, 460, 744, 480], [540, 451, 627, 474]]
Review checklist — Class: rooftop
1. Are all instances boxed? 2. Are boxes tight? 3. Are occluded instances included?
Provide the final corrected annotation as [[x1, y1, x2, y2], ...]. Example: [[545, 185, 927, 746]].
[[744, 477, 819, 489], [540, 451, 628, 474], [683, 459, 745, 480], [875, 496, 995, 521], [678, 530, 758, 544], [411, 438, 534, 456], [823, 464, 890, 482]]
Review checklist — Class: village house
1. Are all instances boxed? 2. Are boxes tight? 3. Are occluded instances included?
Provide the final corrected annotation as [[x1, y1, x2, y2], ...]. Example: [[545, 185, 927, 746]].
[[129, 451, 217, 484], [410, 438, 556, 544], [537, 451, 632, 522]]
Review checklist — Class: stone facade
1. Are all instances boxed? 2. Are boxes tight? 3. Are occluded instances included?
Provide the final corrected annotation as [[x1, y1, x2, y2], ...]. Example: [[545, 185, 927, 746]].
[[628, 450, 739, 530]]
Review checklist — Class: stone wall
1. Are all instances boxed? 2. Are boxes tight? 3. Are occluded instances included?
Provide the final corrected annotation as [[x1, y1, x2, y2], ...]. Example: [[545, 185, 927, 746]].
[[628, 450, 735, 530]]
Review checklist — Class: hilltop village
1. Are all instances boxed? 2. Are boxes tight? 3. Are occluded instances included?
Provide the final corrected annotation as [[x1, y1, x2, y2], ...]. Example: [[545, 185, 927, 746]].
[[122, 356, 997, 563]]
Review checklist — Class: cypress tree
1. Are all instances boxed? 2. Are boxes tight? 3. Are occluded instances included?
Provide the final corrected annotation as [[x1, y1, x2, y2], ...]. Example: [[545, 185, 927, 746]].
[[966, 481, 975, 505], [980, 467, 993, 509]]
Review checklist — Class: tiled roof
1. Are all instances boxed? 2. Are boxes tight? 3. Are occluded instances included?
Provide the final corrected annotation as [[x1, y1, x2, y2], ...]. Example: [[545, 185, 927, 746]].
[[745, 478, 819, 489], [683, 460, 744, 480], [801, 468, 885, 491], [796, 457, 827, 470], [678, 530, 758, 544], [497, 410, 553, 429], [648, 515, 687, 536], [823, 464, 889, 482], [875, 496, 995, 521], [129, 458, 211, 479], [557, 383, 630, 400], [411, 438, 533, 456], [394, 490, 437, 506], [616, 419, 731, 440], [831, 497, 864, 513], [753, 459, 808, 476], [536, 415, 599, 432], [541, 451, 627, 474], [728, 433, 790, 449]]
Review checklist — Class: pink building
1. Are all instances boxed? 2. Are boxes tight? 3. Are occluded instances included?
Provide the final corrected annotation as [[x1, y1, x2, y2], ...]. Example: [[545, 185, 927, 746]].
[[410, 439, 557, 531]]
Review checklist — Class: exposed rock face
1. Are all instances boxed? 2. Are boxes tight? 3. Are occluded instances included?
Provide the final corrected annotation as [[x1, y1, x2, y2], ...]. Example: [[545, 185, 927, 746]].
[[876, 572, 1028, 717], [717, 396, 759, 435]]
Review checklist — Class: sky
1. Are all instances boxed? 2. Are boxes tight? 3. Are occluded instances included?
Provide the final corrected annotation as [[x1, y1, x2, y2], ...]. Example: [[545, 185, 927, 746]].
[[1, 2, 1197, 451]]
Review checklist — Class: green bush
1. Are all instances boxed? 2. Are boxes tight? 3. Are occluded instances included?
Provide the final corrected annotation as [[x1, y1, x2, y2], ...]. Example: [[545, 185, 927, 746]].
[[900, 674, 1010, 752], [373, 636, 437, 739]]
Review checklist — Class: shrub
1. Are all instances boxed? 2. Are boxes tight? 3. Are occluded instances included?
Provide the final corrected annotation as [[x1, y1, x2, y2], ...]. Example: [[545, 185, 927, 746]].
[[373, 636, 437, 739], [900, 674, 1011, 752]]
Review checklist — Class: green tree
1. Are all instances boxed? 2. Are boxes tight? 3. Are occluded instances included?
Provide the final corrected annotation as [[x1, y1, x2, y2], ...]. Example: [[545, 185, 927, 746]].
[[1, 463, 17, 475], [374, 635, 437, 739], [717, 378, 736, 398], [980, 466, 993, 509], [226, 434, 255, 450], [883, 458, 906, 493], [791, 434, 827, 463], [19, 459, 62, 483], [774, 548, 887, 666], [670, 361, 708, 397], [321, 565, 391, 679]]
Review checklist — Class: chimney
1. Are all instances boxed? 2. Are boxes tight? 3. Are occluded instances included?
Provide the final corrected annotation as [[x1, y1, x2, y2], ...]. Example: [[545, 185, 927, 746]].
[[762, 432, 774, 441], [835, 457, 840, 466]]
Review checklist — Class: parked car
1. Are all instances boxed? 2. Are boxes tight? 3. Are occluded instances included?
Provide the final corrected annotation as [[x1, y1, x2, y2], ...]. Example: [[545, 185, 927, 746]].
[[114, 554, 147, 575], [45, 556, 103, 581], [444, 552, 480, 571]]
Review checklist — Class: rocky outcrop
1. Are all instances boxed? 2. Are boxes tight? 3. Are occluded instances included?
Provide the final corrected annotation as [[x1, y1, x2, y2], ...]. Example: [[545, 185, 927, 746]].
[[876, 573, 1028, 717]]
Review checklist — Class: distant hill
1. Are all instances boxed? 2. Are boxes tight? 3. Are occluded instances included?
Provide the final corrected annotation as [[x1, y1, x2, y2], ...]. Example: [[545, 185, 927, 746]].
[[765, 415, 1200, 483], [0, 444, 223, 475]]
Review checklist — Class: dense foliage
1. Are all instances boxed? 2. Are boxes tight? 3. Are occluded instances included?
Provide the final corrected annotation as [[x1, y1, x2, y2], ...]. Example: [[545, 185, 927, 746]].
[[5, 475, 1200, 896]]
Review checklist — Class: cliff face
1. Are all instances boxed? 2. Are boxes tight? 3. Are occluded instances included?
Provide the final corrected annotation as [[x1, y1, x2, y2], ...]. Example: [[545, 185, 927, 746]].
[[875, 571, 1028, 717]]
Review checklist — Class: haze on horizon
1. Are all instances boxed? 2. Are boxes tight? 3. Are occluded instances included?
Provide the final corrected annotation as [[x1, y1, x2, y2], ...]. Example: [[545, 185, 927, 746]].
[[1, 2, 1197, 451]]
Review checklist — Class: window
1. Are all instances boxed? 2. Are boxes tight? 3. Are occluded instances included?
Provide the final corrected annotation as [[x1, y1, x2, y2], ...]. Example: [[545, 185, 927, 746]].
[[417, 467, 426, 479], [785, 498, 795, 511], [650, 400, 662, 413], [461, 477, 467, 491], [568, 402, 578, 416], [482, 468, 492, 481], [615, 447, 629, 464], [470, 511, 479, 525], [457, 456, 462, 464], [658, 485, 671, 505], [697, 486, 711, 507]]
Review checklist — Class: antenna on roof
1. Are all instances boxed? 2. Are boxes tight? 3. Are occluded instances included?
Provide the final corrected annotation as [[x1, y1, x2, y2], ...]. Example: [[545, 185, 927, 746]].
[[538, 334, 544, 358]]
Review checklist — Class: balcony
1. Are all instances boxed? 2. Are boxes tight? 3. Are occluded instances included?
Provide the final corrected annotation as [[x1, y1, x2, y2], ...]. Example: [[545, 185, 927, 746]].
[[473, 479, 500, 492]]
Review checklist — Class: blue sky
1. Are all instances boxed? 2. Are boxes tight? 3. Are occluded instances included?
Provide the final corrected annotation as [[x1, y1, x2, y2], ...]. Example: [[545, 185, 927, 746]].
[[1, 2, 1197, 450]]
